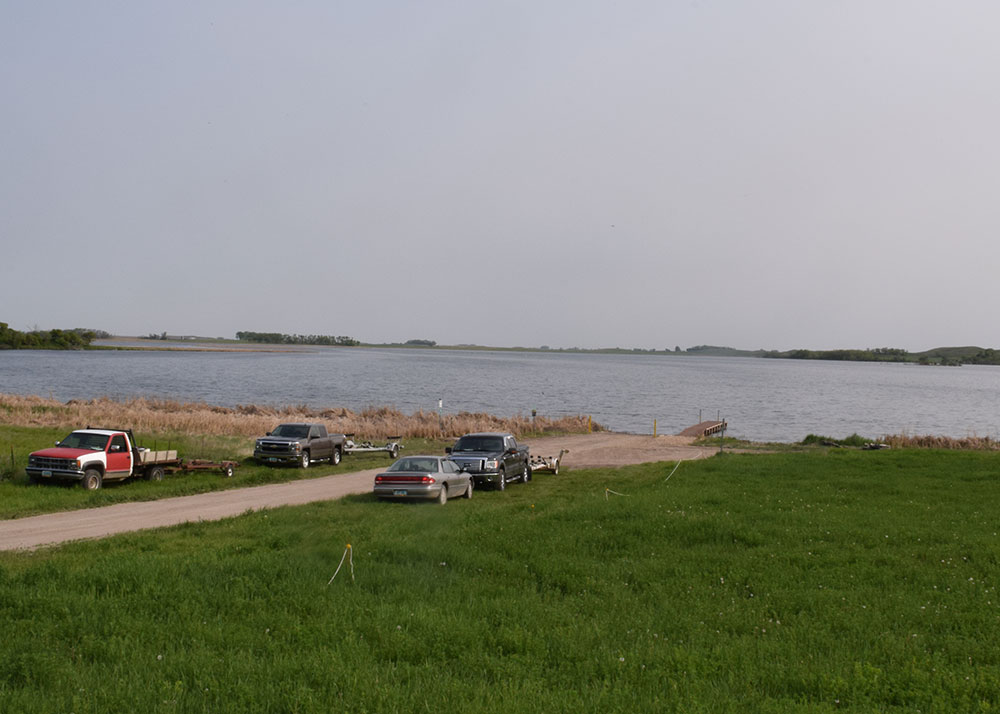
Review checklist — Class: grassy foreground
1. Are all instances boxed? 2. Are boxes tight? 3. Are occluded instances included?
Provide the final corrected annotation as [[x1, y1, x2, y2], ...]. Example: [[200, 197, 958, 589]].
[[2, 450, 999, 712]]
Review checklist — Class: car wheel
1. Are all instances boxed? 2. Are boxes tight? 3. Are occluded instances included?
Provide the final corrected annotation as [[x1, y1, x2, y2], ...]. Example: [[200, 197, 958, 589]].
[[464, 479, 473, 499], [81, 469, 103, 490], [523, 464, 532, 482], [437, 485, 448, 505], [331, 447, 341, 466], [146, 465, 165, 481], [299, 451, 310, 468], [496, 467, 506, 491]]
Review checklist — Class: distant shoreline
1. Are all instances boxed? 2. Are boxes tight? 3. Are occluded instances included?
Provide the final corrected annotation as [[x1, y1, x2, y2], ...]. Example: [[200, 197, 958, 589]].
[[84, 338, 1000, 366]]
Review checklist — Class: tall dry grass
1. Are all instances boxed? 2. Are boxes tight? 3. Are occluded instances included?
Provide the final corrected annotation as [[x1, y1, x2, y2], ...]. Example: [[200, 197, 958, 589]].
[[0, 393, 600, 439], [880, 433, 1000, 450]]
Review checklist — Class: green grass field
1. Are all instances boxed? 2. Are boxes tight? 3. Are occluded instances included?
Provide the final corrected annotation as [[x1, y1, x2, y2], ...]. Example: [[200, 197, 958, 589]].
[[1, 448, 999, 712]]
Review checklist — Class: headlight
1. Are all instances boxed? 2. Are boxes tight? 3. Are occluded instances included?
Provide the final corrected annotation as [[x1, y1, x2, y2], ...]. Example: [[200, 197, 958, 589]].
[[255, 440, 263, 449], [293, 443, 302, 452], [75, 459, 82, 469], [485, 459, 498, 469]]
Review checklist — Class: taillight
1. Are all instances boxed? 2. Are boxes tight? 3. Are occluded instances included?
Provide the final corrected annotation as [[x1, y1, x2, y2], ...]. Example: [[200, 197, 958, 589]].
[[422, 476, 435, 484]]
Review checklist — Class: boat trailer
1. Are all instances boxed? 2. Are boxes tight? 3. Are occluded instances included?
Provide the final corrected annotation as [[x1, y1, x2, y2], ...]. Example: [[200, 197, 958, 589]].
[[343, 435, 403, 459], [529, 449, 568, 475]]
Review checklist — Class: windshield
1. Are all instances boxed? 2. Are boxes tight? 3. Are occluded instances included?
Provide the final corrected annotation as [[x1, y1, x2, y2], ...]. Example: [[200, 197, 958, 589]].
[[453, 436, 504, 452], [58, 432, 110, 451], [387, 458, 439, 473], [270, 425, 309, 438]]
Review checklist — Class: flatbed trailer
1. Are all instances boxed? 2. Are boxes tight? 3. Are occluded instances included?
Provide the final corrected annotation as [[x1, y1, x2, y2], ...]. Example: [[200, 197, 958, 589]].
[[138, 451, 238, 479], [343, 435, 403, 459]]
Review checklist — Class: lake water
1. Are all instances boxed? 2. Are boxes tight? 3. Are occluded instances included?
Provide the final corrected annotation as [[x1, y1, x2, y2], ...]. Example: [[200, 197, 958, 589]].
[[1, 346, 999, 442]]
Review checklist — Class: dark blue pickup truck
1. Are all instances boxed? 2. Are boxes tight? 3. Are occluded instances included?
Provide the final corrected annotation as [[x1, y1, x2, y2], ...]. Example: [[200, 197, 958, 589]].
[[446, 432, 531, 491]]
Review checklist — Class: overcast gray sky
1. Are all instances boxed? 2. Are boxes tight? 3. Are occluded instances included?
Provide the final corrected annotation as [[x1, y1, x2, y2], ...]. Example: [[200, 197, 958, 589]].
[[2, 1, 998, 351]]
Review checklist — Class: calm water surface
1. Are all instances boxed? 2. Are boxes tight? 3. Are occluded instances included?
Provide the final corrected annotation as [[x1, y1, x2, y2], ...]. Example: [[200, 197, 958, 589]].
[[2, 347, 998, 442]]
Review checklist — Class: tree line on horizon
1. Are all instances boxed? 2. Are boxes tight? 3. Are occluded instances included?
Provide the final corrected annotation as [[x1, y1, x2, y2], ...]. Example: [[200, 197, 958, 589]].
[[0, 322, 104, 350], [235, 331, 360, 346]]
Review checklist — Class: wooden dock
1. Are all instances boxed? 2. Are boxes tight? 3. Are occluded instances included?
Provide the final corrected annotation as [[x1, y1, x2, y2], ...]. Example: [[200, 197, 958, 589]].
[[677, 420, 727, 438]]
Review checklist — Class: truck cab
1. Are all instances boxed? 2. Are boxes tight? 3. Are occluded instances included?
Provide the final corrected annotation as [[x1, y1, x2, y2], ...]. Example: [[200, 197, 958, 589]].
[[27, 428, 139, 489]]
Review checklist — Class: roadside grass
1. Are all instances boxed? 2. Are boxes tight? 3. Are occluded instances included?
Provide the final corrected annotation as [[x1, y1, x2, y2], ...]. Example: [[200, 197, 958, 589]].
[[0, 425, 444, 519], [2, 450, 1000, 711]]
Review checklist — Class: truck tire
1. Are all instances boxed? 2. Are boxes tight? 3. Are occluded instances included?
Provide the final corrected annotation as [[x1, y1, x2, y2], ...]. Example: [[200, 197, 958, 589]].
[[523, 464, 532, 482], [81, 469, 103, 491], [496, 467, 506, 491], [146, 465, 165, 481], [299, 451, 310, 469], [331, 447, 341, 466]]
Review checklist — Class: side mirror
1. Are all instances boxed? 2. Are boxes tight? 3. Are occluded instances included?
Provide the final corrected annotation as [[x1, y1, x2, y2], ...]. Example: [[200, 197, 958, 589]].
[[444, 447, 452, 454], [266, 432, 272, 436]]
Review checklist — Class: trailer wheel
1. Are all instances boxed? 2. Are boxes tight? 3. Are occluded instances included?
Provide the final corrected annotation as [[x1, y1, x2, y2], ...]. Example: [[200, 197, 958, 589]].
[[299, 451, 310, 469], [223, 464, 234, 478], [389, 444, 399, 459], [81, 469, 103, 491], [331, 447, 341, 466], [146, 465, 165, 482]]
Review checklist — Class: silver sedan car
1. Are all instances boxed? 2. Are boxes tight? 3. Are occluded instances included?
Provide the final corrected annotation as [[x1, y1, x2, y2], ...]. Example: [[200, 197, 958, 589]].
[[373, 455, 473, 504]]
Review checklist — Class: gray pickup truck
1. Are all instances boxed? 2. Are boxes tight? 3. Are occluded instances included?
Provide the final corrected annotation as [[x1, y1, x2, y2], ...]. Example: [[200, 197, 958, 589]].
[[254, 423, 345, 468], [446, 432, 531, 491]]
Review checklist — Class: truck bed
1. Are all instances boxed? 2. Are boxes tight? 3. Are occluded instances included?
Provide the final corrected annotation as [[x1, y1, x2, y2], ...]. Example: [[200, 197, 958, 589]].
[[139, 450, 179, 464]]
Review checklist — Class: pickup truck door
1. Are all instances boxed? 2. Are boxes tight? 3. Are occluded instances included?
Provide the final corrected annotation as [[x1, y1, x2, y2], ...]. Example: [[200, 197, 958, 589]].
[[106, 433, 133, 477], [308, 425, 329, 458], [503, 436, 521, 472]]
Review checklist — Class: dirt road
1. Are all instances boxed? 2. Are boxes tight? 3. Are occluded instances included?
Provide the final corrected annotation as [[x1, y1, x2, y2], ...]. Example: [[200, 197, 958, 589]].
[[0, 433, 711, 551]]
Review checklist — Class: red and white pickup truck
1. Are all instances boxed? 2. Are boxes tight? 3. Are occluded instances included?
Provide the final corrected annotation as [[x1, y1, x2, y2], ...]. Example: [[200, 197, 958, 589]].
[[26, 428, 210, 490]]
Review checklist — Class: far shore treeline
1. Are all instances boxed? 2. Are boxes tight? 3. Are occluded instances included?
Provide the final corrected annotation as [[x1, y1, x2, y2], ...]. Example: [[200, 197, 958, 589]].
[[233, 331, 360, 346], [4, 319, 1000, 365], [0, 322, 107, 350]]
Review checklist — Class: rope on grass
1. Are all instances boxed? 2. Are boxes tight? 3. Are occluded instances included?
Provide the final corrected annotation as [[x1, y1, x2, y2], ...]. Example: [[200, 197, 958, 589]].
[[327, 543, 354, 585], [664, 459, 684, 482], [605, 488, 628, 500]]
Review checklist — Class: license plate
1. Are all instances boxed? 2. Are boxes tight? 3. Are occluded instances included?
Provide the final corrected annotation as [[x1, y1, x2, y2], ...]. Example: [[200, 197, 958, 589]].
[[42, 470, 52, 477], [393, 489, 408, 496], [268, 458, 278, 462]]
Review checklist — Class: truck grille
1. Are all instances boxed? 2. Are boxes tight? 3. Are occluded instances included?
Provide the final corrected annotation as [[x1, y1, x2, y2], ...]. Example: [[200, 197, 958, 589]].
[[259, 442, 295, 454], [30, 456, 76, 470], [454, 458, 484, 473]]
